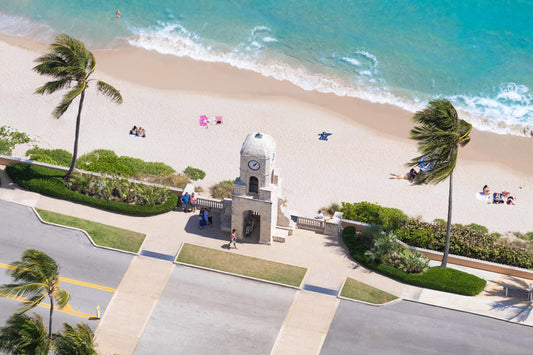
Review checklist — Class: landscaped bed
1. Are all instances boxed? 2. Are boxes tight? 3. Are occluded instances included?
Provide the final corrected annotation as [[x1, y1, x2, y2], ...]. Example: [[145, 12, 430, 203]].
[[342, 226, 487, 296], [6, 163, 177, 216], [176, 243, 307, 287], [36, 208, 145, 253]]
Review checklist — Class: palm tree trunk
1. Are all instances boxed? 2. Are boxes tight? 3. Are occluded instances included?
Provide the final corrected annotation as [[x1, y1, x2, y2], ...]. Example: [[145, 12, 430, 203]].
[[48, 294, 54, 339], [441, 170, 454, 268], [66, 89, 86, 180]]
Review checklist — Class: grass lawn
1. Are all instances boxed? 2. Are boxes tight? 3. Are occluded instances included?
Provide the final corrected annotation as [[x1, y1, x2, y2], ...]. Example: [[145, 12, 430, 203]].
[[177, 243, 307, 287], [35, 208, 145, 253], [340, 277, 398, 304]]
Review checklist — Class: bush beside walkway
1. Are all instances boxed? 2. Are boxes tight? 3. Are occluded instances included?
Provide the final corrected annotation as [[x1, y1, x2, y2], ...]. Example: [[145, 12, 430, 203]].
[[6, 163, 177, 217], [342, 226, 487, 296]]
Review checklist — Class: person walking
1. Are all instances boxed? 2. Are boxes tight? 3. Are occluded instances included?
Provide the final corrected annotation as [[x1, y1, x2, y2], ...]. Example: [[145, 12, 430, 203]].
[[229, 229, 238, 249], [207, 207, 213, 227]]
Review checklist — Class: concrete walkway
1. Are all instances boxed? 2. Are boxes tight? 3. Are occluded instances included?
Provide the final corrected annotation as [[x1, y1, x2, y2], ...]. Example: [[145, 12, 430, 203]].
[[1, 166, 533, 355]]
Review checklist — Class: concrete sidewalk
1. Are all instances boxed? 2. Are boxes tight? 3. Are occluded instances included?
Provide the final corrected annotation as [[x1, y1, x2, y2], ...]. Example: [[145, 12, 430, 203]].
[[1, 166, 533, 355]]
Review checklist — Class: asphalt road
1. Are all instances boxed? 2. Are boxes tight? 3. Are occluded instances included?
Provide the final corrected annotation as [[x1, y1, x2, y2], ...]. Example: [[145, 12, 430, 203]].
[[0, 200, 133, 332], [134, 265, 296, 355], [321, 299, 533, 355]]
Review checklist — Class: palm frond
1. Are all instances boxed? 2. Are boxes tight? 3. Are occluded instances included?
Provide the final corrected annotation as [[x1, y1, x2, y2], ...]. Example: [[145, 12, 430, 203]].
[[10, 249, 60, 282], [18, 293, 47, 313], [0, 313, 50, 355], [33, 53, 69, 77], [96, 80, 123, 103], [53, 82, 86, 118], [0, 282, 47, 300], [408, 99, 471, 185], [35, 78, 72, 95], [53, 322, 97, 355], [54, 287, 71, 308]]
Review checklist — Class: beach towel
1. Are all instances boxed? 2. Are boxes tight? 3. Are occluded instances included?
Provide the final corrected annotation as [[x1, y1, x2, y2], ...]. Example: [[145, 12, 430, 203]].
[[318, 131, 332, 141], [475, 192, 491, 203], [199, 115, 209, 128]]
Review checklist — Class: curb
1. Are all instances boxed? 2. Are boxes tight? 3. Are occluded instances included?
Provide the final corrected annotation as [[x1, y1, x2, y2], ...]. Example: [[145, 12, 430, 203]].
[[31, 207, 139, 256], [173, 243, 303, 291], [336, 277, 402, 307], [402, 298, 533, 328]]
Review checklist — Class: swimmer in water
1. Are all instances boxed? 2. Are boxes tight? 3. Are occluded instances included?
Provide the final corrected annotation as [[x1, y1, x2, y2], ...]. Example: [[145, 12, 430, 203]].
[[116, 9, 121, 19]]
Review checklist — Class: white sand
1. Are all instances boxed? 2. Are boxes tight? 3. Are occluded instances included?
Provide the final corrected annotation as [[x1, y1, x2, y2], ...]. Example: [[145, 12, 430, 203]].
[[1, 35, 532, 233]]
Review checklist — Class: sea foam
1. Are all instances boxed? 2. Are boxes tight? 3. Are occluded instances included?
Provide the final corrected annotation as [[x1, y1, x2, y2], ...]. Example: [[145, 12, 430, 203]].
[[127, 22, 533, 136], [0, 12, 55, 43]]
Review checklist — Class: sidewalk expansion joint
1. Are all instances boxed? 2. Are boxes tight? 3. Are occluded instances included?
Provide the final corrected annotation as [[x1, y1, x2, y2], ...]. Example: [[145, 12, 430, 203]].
[[140, 250, 175, 261], [302, 284, 338, 296]]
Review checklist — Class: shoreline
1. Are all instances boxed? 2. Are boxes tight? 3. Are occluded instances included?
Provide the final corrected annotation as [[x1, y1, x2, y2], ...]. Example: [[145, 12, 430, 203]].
[[94, 44, 533, 177], [1, 33, 532, 233]]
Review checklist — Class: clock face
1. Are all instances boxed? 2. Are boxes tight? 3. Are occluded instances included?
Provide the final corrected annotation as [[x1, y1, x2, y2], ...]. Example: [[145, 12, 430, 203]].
[[248, 160, 260, 171]]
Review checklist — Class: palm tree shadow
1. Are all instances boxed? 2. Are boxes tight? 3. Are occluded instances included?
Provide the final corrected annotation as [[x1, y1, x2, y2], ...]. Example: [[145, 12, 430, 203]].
[[482, 277, 533, 322]]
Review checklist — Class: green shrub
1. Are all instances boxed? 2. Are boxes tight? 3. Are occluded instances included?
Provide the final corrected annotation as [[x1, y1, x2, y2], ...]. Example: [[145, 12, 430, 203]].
[[465, 223, 489, 234], [6, 164, 177, 216], [26, 147, 72, 166], [120, 156, 175, 176], [210, 179, 234, 199], [321, 202, 341, 216], [341, 201, 407, 231], [395, 219, 533, 269], [137, 173, 190, 189], [364, 227, 429, 274], [76, 150, 135, 177], [184, 166, 206, 181], [0, 126, 31, 155], [342, 227, 486, 296]]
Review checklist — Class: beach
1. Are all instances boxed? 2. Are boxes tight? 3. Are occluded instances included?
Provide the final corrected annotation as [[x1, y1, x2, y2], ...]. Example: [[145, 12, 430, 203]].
[[1, 33, 532, 233]]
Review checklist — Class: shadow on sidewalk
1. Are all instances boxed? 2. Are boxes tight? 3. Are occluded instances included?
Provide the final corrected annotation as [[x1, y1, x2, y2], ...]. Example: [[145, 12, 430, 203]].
[[482, 276, 533, 322]]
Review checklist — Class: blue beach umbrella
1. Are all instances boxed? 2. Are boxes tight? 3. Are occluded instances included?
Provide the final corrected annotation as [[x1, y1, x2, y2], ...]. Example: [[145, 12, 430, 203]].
[[417, 157, 434, 172]]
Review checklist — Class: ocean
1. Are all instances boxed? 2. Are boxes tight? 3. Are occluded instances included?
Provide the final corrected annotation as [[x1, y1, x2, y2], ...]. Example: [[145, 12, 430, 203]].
[[0, 0, 532, 136]]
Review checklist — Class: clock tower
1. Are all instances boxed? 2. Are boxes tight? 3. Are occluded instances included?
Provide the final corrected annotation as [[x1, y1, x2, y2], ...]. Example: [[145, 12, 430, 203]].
[[230, 133, 294, 244]]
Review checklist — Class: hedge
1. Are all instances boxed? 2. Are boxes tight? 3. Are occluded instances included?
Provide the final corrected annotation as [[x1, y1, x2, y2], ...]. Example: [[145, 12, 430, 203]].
[[342, 226, 487, 296], [396, 218, 533, 269], [341, 201, 533, 270], [341, 201, 407, 231], [6, 164, 177, 217]]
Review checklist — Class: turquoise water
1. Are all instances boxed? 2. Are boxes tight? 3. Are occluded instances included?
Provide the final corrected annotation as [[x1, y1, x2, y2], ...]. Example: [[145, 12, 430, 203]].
[[0, 0, 532, 136]]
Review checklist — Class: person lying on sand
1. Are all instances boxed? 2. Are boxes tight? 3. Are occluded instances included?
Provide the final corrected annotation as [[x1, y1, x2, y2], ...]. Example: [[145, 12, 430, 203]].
[[390, 168, 418, 183]]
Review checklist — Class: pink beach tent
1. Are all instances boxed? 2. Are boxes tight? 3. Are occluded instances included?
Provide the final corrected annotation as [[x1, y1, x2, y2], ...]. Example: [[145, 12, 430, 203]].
[[215, 116, 223, 125]]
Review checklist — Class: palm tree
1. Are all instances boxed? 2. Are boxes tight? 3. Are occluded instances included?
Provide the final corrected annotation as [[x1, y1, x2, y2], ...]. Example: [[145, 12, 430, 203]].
[[409, 98, 472, 268], [53, 322, 97, 355], [34, 33, 123, 179], [0, 249, 70, 338], [0, 313, 51, 355]]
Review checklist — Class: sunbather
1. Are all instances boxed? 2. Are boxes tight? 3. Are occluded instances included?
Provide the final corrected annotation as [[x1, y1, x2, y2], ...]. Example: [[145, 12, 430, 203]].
[[389, 168, 418, 183]]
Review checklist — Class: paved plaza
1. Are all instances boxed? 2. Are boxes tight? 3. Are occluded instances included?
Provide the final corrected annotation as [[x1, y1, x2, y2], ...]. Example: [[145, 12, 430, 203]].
[[1, 167, 533, 354], [135, 266, 295, 354]]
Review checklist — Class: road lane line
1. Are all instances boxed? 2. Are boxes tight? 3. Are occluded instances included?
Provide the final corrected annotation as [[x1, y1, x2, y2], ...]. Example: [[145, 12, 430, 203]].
[[58, 277, 116, 293], [0, 262, 116, 293], [1, 294, 95, 320]]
